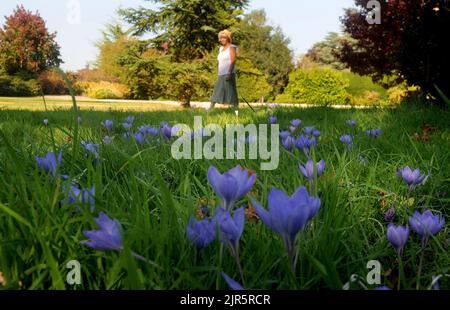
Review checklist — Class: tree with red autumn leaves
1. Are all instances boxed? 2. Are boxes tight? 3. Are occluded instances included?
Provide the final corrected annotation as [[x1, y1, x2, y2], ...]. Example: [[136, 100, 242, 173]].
[[340, 0, 449, 100], [0, 5, 62, 75]]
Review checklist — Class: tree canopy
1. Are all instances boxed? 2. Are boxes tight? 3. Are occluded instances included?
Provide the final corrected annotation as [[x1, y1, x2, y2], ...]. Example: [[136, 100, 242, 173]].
[[119, 0, 250, 61], [0, 5, 62, 75], [340, 0, 449, 97]]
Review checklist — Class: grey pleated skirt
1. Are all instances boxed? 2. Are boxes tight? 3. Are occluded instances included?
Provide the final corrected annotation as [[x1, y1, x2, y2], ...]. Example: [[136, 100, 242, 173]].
[[210, 74, 239, 106]]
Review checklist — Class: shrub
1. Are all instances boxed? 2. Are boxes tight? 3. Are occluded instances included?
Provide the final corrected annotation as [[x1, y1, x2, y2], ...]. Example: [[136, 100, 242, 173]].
[[0, 75, 40, 96], [38, 69, 72, 95], [235, 57, 273, 103], [340, 71, 387, 99], [350, 90, 382, 106], [387, 85, 409, 104], [281, 67, 350, 105], [77, 81, 130, 99], [274, 93, 294, 103]]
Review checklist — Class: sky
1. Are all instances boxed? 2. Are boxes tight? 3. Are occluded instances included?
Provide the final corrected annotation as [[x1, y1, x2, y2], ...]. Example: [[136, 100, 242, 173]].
[[0, 0, 356, 71]]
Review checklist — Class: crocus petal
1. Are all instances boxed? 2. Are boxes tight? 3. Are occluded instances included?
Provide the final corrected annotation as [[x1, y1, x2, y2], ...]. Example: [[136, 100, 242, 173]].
[[221, 272, 245, 290]]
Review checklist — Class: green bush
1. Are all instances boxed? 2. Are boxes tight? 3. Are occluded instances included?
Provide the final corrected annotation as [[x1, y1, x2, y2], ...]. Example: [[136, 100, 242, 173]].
[[235, 57, 273, 103], [273, 93, 294, 103], [0, 75, 41, 96], [340, 71, 387, 99], [280, 67, 350, 105]]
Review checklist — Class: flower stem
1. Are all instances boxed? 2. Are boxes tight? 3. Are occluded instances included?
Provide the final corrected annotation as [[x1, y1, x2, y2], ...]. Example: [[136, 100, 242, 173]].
[[397, 254, 404, 290], [416, 241, 427, 290], [131, 251, 162, 270], [216, 243, 224, 289], [234, 252, 246, 288]]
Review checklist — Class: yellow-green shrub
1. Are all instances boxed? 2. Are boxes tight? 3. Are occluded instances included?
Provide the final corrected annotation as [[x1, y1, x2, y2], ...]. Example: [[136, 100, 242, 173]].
[[77, 81, 130, 99], [280, 67, 350, 105], [387, 85, 408, 104]]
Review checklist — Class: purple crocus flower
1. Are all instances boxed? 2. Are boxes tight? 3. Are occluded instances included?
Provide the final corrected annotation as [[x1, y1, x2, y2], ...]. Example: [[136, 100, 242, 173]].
[[387, 224, 409, 255], [312, 130, 321, 138], [81, 141, 100, 158], [215, 207, 245, 255], [65, 185, 96, 212], [269, 116, 277, 124], [147, 127, 159, 136], [279, 131, 291, 140], [35, 150, 62, 177], [81, 212, 123, 251], [298, 160, 325, 183], [281, 136, 296, 152], [134, 132, 148, 145], [77, 116, 82, 124], [161, 124, 173, 139], [79, 185, 95, 212], [303, 127, 316, 136], [207, 165, 256, 210], [384, 207, 396, 222], [139, 125, 159, 137], [373, 286, 391, 290], [346, 120, 356, 127], [102, 120, 114, 131], [187, 216, 216, 249], [103, 135, 113, 144], [340, 135, 353, 150], [251, 186, 320, 254], [365, 128, 382, 138], [409, 210, 445, 244], [43, 119, 49, 127], [291, 119, 301, 128], [138, 125, 149, 134], [125, 116, 135, 124], [123, 122, 132, 130], [221, 272, 245, 290], [396, 166, 427, 192], [296, 135, 317, 157]]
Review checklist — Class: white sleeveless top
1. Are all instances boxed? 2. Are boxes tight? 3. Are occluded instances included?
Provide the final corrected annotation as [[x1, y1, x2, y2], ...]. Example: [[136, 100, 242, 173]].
[[218, 44, 237, 76]]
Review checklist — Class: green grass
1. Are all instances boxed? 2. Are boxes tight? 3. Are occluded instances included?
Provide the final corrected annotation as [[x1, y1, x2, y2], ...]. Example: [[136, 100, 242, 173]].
[[0, 96, 180, 112], [0, 97, 449, 290]]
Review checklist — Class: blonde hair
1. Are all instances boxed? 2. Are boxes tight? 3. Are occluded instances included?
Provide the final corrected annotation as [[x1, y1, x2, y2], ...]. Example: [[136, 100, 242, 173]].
[[218, 30, 232, 43]]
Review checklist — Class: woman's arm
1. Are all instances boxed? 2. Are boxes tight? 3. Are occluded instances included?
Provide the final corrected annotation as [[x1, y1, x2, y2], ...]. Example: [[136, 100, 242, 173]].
[[226, 46, 237, 80]]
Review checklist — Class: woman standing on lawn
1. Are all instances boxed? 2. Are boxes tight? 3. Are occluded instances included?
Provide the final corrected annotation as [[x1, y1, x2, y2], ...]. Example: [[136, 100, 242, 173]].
[[208, 30, 239, 111]]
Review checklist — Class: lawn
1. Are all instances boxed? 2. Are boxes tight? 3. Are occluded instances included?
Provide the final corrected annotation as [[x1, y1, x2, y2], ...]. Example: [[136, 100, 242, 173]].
[[0, 96, 181, 112], [0, 97, 448, 290]]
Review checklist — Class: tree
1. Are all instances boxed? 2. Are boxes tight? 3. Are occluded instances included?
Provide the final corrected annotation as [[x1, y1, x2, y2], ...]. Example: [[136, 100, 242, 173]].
[[119, 0, 249, 61], [0, 5, 62, 75], [340, 0, 450, 99], [96, 22, 139, 80], [236, 9, 293, 98], [305, 32, 354, 71]]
